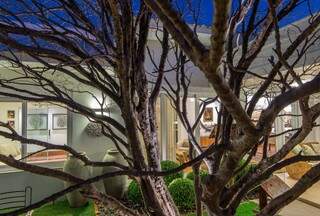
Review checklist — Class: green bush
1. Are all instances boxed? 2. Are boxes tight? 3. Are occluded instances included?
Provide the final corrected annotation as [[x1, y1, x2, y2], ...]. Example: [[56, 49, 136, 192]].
[[236, 201, 259, 216], [127, 180, 143, 206], [186, 201, 258, 216], [126, 160, 182, 206], [161, 160, 183, 185], [186, 170, 209, 183], [168, 178, 195, 211]]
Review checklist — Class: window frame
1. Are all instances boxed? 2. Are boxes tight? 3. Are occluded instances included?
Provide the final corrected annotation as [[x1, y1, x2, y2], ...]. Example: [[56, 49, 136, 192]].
[[0, 98, 70, 172]]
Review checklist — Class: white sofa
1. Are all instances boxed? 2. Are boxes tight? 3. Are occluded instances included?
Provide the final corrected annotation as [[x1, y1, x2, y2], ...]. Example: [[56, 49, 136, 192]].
[[0, 142, 21, 157]]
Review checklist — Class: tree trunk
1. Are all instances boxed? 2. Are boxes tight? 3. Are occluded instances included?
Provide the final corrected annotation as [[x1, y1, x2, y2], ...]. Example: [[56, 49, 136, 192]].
[[140, 176, 180, 216], [202, 177, 233, 216], [193, 164, 202, 216], [259, 187, 268, 210]]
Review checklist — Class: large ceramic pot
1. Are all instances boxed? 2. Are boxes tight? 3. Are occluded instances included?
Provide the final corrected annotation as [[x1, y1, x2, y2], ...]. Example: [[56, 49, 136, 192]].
[[63, 153, 90, 207], [102, 148, 128, 199]]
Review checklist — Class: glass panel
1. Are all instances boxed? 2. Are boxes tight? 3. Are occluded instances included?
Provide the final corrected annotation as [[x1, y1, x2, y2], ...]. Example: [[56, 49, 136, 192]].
[[0, 102, 23, 166], [176, 97, 194, 146], [199, 98, 219, 149], [26, 102, 67, 162], [175, 98, 195, 167]]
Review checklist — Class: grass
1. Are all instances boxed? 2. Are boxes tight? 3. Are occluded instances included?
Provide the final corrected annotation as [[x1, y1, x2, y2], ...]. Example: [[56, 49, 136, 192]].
[[32, 200, 95, 216], [186, 201, 259, 216], [4, 199, 257, 216]]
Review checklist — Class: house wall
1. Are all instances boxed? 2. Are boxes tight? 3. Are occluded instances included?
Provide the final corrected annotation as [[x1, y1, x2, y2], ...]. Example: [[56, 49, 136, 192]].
[[0, 91, 124, 205], [0, 16, 319, 207], [0, 169, 64, 206]]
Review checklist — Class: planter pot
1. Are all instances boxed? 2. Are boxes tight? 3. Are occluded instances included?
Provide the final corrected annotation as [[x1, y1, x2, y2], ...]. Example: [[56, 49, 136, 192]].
[[102, 148, 128, 199], [63, 153, 90, 207], [90, 166, 106, 193]]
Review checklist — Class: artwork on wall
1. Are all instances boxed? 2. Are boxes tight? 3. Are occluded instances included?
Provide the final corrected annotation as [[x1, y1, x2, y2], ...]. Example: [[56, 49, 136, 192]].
[[203, 107, 213, 122], [7, 120, 15, 128], [27, 114, 48, 130], [7, 110, 15, 119], [52, 114, 67, 130], [85, 122, 102, 137]]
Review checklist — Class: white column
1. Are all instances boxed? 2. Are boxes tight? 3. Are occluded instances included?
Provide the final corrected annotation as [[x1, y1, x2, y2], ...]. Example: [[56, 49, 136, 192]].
[[160, 94, 176, 161], [194, 94, 200, 144], [160, 93, 167, 160], [291, 102, 301, 129], [21, 101, 28, 158]]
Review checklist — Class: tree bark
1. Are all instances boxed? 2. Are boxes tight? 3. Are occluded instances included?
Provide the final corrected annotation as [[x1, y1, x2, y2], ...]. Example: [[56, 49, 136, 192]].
[[194, 166, 202, 216], [140, 176, 180, 216]]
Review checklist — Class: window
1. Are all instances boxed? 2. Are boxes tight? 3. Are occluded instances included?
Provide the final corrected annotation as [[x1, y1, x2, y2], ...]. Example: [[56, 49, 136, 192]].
[[0, 101, 68, 167]]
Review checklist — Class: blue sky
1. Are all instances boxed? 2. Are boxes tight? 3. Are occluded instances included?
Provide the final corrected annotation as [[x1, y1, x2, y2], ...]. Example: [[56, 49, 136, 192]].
[[173, 0, 320, 27], [0, 0, 319, 53], [2, 0, 320, 27]]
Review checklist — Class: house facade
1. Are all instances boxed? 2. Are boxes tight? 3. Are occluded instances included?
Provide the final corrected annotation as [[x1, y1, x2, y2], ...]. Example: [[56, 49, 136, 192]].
[[0, 16, 319, 204]]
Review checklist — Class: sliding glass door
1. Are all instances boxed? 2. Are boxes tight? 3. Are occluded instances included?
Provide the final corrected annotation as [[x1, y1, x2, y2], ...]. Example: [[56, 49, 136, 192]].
[[26, 102, 68, 162]]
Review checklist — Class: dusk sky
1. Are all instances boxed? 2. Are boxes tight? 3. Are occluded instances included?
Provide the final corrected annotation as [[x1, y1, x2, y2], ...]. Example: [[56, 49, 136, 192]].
[[2, 0, 320, 27], [173, 0, 320, 27]]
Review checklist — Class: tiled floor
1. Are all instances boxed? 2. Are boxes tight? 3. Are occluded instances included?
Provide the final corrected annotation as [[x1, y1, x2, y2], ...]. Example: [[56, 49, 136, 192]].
[[280, 200, 320, 216], [277, 173, 320, 208]]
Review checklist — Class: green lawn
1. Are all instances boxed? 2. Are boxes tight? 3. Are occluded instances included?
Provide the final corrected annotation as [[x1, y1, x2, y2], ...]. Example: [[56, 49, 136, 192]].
[[32, 200, 95, 216], [24, 199, 258, 216], [186, 201, 259, 216]]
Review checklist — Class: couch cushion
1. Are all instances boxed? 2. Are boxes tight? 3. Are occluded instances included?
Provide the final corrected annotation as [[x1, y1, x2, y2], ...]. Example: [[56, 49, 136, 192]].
[[301, 145, 316, 156], [311, 143, 320, 154], [292, 145, 303, 155], [0, 143, 21, 157]]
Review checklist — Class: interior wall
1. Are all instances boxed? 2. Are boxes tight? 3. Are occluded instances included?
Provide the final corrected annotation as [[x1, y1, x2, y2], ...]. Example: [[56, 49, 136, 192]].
[[0, 102, 22, 152], [70, 91, 123, 161]]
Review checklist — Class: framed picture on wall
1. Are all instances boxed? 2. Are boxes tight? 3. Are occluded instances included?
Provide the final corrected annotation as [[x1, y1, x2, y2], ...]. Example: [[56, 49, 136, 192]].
[[7, 120, 15, 128], [52, 114, 67, 130], [203, 107, 213, 122], [7, 110, 15, 119], [27, 114, 48, 130]]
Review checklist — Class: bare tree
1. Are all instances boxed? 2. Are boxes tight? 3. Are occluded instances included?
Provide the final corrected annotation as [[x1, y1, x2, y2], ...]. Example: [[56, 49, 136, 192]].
[[0, 0, 319, 216]]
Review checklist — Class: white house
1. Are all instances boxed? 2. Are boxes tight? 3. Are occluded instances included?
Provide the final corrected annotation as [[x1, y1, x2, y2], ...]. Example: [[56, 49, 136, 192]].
[[0, 16, 319, 205]]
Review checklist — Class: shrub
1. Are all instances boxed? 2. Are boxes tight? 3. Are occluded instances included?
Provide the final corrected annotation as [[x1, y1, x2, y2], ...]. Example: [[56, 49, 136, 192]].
[[126, 160, 182, 206], [127, 180, 143, 206], [236, 201, 259, 216], [161, 160, 183, 185], [186, 170, 209, 183], [168, 178, 195, 211]]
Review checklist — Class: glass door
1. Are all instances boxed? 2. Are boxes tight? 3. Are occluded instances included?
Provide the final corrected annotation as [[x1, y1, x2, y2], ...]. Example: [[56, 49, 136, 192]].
[[26, 102, 67, 162]]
